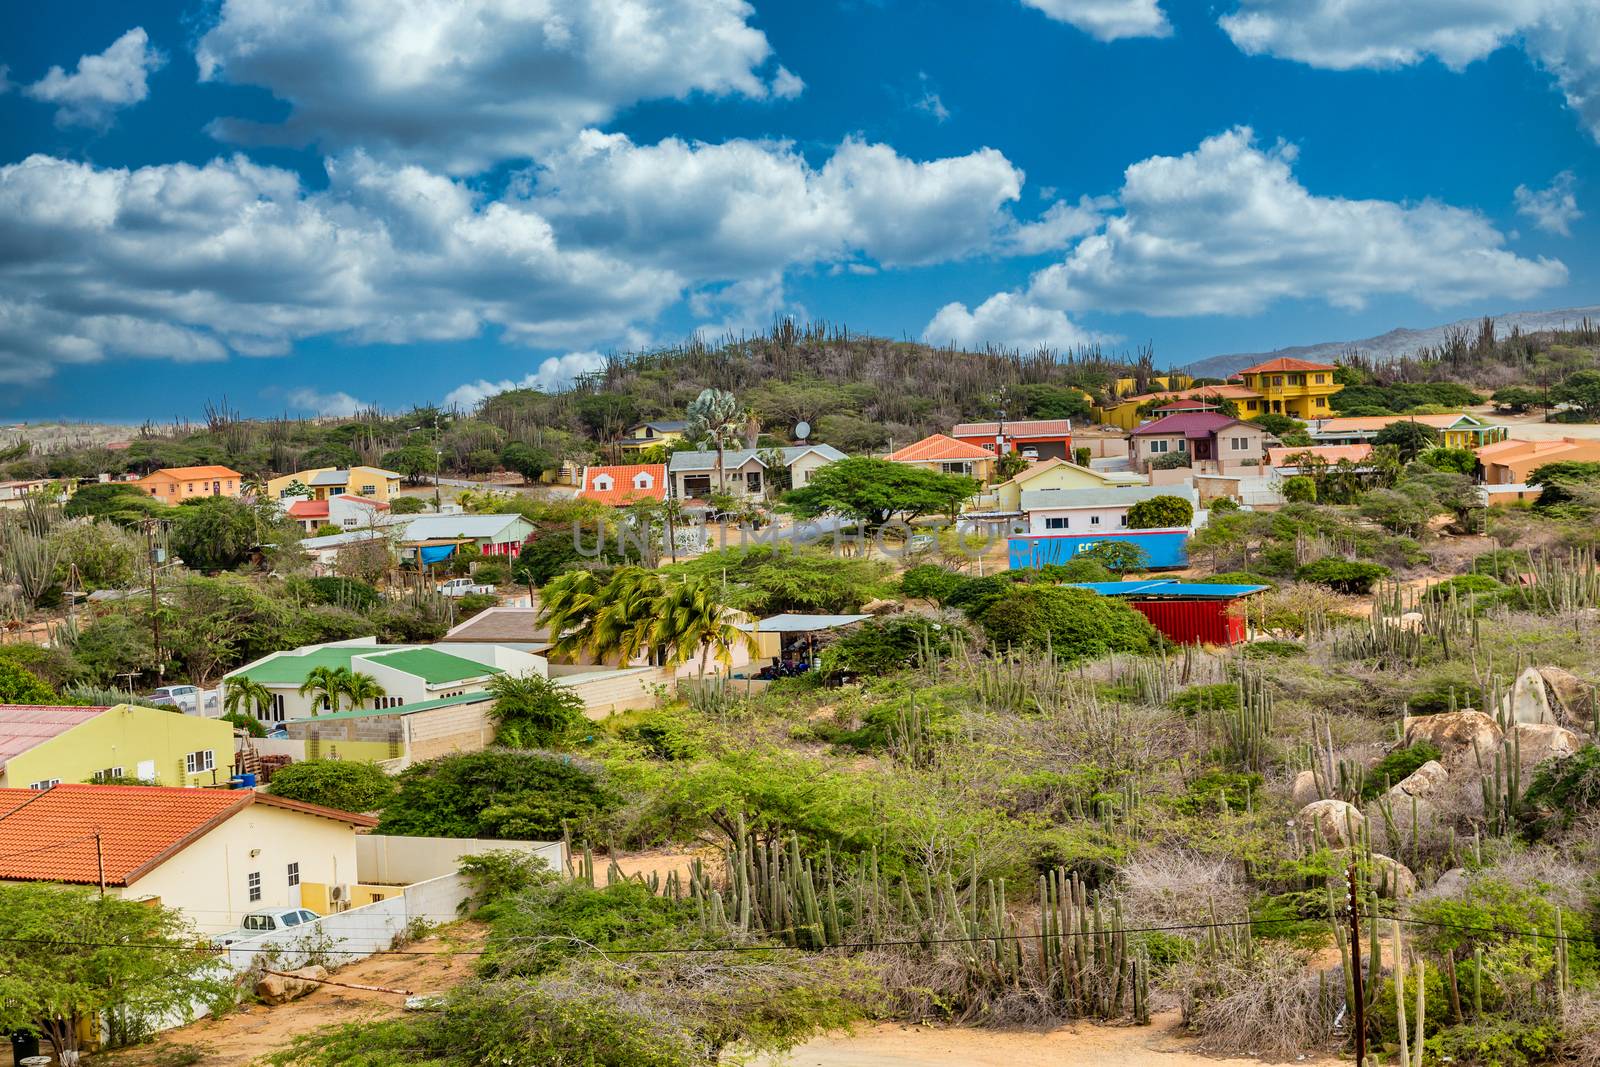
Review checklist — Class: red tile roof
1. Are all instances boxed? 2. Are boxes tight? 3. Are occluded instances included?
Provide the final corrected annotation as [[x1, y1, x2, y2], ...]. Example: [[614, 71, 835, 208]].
[[1115, 384, 1260, 406], [951, 419, 1073, 438], [0, 784, 376, 887], [578, 464, 668, 506], [888, 434, 995, 463], [287, 499, 329, 519], [332, 494, 390, 509], [1130, 412, 1251, 438], [139, 466, 243, 481], [1237, 357, 1337, 374], [1266, 444, 1373, 467], [0, 706, 108, 768]]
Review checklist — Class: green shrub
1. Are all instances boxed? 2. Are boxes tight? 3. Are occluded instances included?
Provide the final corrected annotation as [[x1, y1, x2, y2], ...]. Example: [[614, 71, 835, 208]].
[[457, 849, 557, 911], [944, 573, 1016, 617], [1424, 573, 1505, 603], [473, 561, 510, 586], [1468, 548, 1533, 577], [1523, 744, 1600, 828], [486, 673, 588, 748], [1360, 741, 1442, 799], [1240, 639, 1306, 659], [1125, 494, 1195, 530], [1208, 497, 1240, 513], [378, 750, 619, 840], [899, 564, 965, 604], [621, 711, 701, 761], [269, 759, 396, 813], [821, 616, 957, 676], [1169, 683, 1239, 714], [1297, 556, 1390, 594], [978, 586, 1159, 660], [1424, 1020, 1559, 1067], [221, 711, 267, 738], [1028, 559, 1114, 583], [300, 576, 382, 610], [1194, 571, 1275, 588], [1171, 769, 1261, 814], [0, 661, 59, 703]]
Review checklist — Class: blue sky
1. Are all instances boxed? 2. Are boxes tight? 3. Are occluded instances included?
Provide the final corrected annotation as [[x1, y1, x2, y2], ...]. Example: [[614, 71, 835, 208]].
[[1, 0, 1595, 421]]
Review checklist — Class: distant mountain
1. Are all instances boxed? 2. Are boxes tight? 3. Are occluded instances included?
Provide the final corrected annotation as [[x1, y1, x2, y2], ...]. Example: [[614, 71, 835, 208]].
[[1182, 305, 1600, 380]]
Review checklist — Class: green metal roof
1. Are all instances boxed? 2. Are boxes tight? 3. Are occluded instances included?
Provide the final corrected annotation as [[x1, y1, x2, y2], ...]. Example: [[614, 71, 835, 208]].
[[284, 691, 492, 724], [360, 647, 504, 685], [237, 646, 403, 685]]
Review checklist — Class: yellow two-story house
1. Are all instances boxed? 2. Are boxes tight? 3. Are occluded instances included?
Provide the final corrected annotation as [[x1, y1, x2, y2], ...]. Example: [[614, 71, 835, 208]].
[[0, 703, 234, 789], [1234, 358, 1340, 420], [266, 466, 403, 503]]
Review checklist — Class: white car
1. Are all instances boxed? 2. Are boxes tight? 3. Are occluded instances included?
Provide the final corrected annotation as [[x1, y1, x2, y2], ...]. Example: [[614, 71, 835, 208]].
[[437, 577, 495, 597], [215, 907, 322, 946], [148, 685, 200, 711]]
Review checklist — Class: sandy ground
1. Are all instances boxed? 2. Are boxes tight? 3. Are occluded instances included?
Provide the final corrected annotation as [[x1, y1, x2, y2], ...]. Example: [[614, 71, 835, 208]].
[[754, 1014, 1343, 1067], [1480, 407, 1600, 442]]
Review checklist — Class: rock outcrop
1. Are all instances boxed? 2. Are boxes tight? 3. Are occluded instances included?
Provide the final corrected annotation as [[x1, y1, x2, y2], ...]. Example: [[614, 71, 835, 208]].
[[1290, 770, 1321, 809], [1504, 666, 1558, 726], [255, 965, 328, 1005], [1296, 799, 1365, 849], [1369, 853, 1418, 898], [1388, 759, 1448, 800], [1510, 722, 1582, 780], [1403, 711, 1504, 771]]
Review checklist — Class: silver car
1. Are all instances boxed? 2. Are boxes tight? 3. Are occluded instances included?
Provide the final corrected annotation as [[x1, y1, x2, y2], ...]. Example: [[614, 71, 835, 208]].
[[215, 907, 322, 946]]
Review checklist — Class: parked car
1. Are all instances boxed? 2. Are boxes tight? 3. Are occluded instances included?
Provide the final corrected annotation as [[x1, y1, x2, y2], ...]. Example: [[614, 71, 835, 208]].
[[215, 907, 321, 946], [437, 577, 495, 597], [148, 685, 200, 711]]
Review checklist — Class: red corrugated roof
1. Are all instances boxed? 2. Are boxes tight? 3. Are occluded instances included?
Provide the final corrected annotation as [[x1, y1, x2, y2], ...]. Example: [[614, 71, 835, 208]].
[[1266, 444, 1373, 467], [1130, 412, 1250, 438], [0, 706, 108, 768], [0, 784, 376, 887], [578, 464, 668, 506], [138, 466, 243, 481], [287, 499, 330, 519], [888, 434, 995, 463], [332, 494, 389, 509], [951, 419, 1073, 438], [1238, 357, 1337, 374]]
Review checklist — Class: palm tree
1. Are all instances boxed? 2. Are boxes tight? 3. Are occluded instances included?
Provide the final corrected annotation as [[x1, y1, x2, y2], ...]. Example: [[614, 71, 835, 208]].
[[485, 671, 585, 747], [339, 670, 387, 711], [298, 665, 347, 715], [651, 576, 759, 680], [685, 388, 741, 495], [537, 570, 604, 659], [223, 676, 274, 721], [587, 568, 667, 665]]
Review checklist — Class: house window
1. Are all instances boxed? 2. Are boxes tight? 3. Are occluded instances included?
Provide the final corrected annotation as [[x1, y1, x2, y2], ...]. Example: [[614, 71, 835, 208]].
[[248, 871, 262, 903], [1045, 516, 1070, 530], [185, 749, 215, 774], [1090, 515, 1102, 526], [684, 474, 712, 497], [360, 484, 376, 496], [1118, 514, 1128, 526], [92, 767, 124, 783], [1230, 437, 1251, 451], [1273, 376, 1284, 386], [1149, 440, 1169, 454], [745, 471, 762, 493], [267, 694, 285, 722], [187, 483, 195, 492], [1316, 397, 1327, 408], [593, 474, 614, 492], [1246, 400, 1259, 411], [1177, 439, 1187, 451], [287, 862, 300, 887], [28, 779, 59, 791], [1315, 374, 1326, 383]]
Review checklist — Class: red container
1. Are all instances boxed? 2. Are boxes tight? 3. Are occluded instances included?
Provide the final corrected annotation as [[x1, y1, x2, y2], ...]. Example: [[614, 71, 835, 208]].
[[1129, 598, 1246, 645]]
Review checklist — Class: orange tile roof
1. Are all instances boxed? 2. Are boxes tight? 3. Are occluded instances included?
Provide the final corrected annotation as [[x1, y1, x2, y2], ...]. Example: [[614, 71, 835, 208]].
[[951, 418, 1074, 438], [1266, 444, 1373, 467], [578, 464, 668, 506], [0, 706, 108, 768], [1116, 384, 1259, 406], [0, 784, 376, 887], [1238, 357, 1338, 374], [887, 434, 995, 463], [138, 465, 243, 481], [1315, 414, 1469, 432]]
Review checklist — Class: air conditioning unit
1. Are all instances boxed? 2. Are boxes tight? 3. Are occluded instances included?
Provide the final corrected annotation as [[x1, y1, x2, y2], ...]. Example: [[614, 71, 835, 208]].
[[328, 884, 350, 911]]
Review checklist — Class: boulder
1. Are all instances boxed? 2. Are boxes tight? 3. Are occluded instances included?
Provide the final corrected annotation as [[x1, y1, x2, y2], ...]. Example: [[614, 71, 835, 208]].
[[1403, 711, 1504, 772], [1510, 722, 1582, 780], [861, 597, 902, 615], [1290, 770, 1321, 809], [1369, 853, 1418, 899], [1537, 666, 1595, 732], [254, 965, 328, 1005], [1389, 759, 1448, 800], [1432, 867, 1469, 897], [1503, 666, 1557, 726], [1296, 799, 1365, 849], [1398, 611, 1425, 632]]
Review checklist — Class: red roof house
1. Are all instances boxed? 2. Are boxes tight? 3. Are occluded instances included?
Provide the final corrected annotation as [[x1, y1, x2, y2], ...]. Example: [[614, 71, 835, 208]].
[[1128, 412, 1266, 473], [578, 464, 668, 507], [887, 434, 997, 479], [951, 418, 1073, 462]]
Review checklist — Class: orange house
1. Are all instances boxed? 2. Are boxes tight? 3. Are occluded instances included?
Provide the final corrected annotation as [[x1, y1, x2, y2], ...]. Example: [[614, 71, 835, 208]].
[[132, 465, 244, 502]]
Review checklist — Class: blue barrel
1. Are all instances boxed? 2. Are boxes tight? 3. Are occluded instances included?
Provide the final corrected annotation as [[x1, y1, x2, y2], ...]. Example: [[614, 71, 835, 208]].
[[229, 773, 258, 789]]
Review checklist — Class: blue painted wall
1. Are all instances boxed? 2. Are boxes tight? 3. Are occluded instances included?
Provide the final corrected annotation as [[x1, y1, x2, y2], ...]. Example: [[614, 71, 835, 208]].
[[1008, 528, 1190, 570]]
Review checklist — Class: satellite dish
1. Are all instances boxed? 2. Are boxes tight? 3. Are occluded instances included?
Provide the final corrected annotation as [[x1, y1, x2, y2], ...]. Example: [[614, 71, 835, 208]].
[[794, 421, 811, 440]]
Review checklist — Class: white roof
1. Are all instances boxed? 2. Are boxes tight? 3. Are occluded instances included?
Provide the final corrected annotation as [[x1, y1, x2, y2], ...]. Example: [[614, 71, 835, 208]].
[[1021, 483, 1196, 511], [669, 444, 846, 472], [403, 514, 531, 541], [739, 613, 872, 632]]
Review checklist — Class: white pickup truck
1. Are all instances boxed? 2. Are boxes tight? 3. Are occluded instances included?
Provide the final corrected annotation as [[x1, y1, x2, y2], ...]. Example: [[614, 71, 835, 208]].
[[437, 577, 496, 598]]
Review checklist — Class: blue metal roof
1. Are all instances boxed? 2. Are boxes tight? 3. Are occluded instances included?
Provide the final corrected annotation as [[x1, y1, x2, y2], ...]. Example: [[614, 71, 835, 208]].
[[1071, 580, 1266, 600]]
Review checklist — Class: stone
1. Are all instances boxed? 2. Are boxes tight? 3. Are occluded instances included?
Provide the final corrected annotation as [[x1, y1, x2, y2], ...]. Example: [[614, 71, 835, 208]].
[[861, 598, 901, 615], [1370, 853, 1418, 899], [1402, 711, 1504, 772], [1398, 611, 1425, 632], [1390, 759, 1448, 799], [1432, 867, 1469, 897], [1537, 666, 1594, 732], [1510, 722, 1582, 780], [1503, 666, 1557, 726], [254, 965, 328, 1005], [1290, 770, 1321, 809], [1295, 799, 1365, 849]]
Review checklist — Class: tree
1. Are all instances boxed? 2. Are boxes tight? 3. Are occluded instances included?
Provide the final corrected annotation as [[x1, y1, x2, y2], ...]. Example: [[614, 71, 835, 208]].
[[1281, 475, 1317, 503], [313, 522, 343, 537], [269, 759, 397, 812], [170, 497, 260, 571], [994, 450, 1029, 481], [382, 444, 439, 485], [48, 520, 144, 591], [62, 483, 168, 524], [339, 670, 387, 710], [1076, 539, 1148, 574], [0, 884, 226, 1061], [650, 576, 760, 679], [0, 661, 57, 703], [1125, 494, 1194, 529], [575, 394, 639, 446], [782, 457, 977, 526], [71, 614, 156, 686], [1357, 486, 1442, 537], [486, 671, 587, 747], [684, 388, 741, 494], [1417, 447, 1477, 474], [1491, 386, 1543, 414], [377, 750, 619, 840], [224, 675, 274, 721], [298, 665, 348, 714], [1552, 370, 1600, 421], [1529, 460, 1600, 512], [1249, 413, 1306, 437], [1297, 557, 1390, 594], [501, 441, 554, 484], [1014, 383, 1092, 420], [978, 586, 1158, 660], [1372, 419, 1440, 461], [390, 495, 428, 514]]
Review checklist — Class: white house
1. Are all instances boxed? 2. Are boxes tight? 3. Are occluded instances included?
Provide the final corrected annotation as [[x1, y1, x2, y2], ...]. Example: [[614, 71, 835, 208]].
[[401, 513, 534, 557], [666, 444, 846, 501], [1020, 484, 1199, 536]]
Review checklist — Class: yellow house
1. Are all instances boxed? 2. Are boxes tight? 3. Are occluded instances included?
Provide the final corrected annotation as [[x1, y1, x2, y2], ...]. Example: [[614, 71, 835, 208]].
[[619, 420, 689, 457], [0, 703, 234, 789], [266, 466, 403, 503], [0, 783, 375, 934], [1109, 373, 1192, 397], [989, 457, 1143, 513], [1234, 358, 1340, 419], [1094, 385, 1263, 430]]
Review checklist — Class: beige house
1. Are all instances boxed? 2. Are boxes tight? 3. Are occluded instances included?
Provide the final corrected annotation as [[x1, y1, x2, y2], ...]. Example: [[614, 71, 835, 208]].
[[267, 466, 403, 503], [0, 783, 375, 934], [1128, 412, 1265, 475], [667, 444, 846, 501], [989, 457, 1144, 513]]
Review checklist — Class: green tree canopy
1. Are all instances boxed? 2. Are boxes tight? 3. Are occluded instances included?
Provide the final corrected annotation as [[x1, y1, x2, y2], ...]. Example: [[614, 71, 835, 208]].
[[782, 457, 977, 526], [377, 750, 619, 840], [269, 759, 397, 813], [978, 586, 1159, 661], [486, 671, 588, 748], [1125, 494, 1195, 529], [1371, 420, 1441, 461], [0, 661, 58, 703], [1553, 370, 1600, 421], [170, 496, 261, 571]]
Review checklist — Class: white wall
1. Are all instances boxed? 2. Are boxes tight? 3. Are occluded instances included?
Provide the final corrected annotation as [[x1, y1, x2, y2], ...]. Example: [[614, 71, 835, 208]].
[[440, 643, 549, 678], [357, 834, 564, 885], [1026, 505, 1135, 535]]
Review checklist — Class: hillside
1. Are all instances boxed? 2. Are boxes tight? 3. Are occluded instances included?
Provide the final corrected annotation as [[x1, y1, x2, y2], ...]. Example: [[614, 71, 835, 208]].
[[1183, 304, 1600, 379]]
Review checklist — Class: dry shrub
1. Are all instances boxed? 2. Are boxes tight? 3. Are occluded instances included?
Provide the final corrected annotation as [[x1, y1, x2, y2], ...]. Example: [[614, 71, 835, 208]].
[[1172, 943, 1339, 1058], [1117, 849, 1249, 928], [1563, 991, 1600, 1067]]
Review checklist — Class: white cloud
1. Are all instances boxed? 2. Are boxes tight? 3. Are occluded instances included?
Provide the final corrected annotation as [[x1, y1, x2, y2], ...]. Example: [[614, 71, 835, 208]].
[[1019, 0, 1171, 41], [923, 291, 1098, 352], [531, 131, 1025, 272], [770, 66, 805, 100], [0, 152, 679, 386], [24, 27, 165, 128], [913, 72, 950, 122], [444, 351, 608, 408], [1005, 195, 1111, 254], [1516, 171, 1583, 236], [1021, 127, 1565, 316], [1218, 0, 1600, 141], [287, 388, 370, 416], [195, 0, 782, 173]]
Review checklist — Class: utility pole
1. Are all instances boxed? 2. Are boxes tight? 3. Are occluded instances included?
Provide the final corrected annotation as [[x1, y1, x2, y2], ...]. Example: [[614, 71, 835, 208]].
[[95, 831, 105, 898], [1348, 861, 1366, 1066], [143, 519, 162, 673]]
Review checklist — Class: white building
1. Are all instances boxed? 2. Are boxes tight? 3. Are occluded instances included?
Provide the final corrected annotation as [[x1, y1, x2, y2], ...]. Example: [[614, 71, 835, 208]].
[[1019, 483, 1199, 536]]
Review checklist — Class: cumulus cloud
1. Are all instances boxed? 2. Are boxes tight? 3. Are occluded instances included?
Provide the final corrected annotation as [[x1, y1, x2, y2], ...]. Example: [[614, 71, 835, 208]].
[[287, 388, 370, 416], [1218, 1, 1600, 141], [0, 152, 680, 386], [1024, 127, 1566, 316], [1516, 171, 1583, 236], [532, 131, 1024, 273], [24, 27, 165, 127], [923, 291, 1099, 352], [195, 0, 783, 172], [1019, 0, 1171, 41], [1005, 196, 1111, 254], [443, 351, 608, 408]]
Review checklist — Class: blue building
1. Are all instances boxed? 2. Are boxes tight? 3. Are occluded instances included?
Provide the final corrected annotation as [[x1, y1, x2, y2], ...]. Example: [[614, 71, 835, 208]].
[[1007, 527, 1190, 571]]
